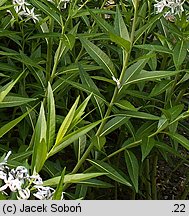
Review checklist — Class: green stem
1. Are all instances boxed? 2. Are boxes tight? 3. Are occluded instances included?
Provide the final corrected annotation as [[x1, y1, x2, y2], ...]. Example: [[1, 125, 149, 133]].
[[46, 18, 54, 82], [63, 0, 139, 191]]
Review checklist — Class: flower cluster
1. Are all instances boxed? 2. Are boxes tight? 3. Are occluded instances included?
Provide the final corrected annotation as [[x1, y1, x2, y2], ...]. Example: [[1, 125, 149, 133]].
[[10, 0, 40, 23], [0, 151, 61, 200], [154, 0, 185, 19]]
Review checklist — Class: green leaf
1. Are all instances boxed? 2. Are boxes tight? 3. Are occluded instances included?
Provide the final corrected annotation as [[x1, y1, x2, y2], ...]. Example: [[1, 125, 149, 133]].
[[167, 133, 189, 151], [0, 72, 24, 102], [118, 111, 160, 120], [124, 70, 181, 85], [92, 135, 106, 151], [150, 80, 174, 97], [115, 100, 137, 111], [80, 37, 117, 77], [79, 65, 105, 118], [109, 33, 131, 53], [55, 96, 80, 145], [100, 116, 128, 137], [62, 34, 75, 50], [114, 5, 130, 42], [0, 96, 37, 108], [89, 9, 115, 33], [60, 78, 108, 105], [124, 150, 139, 192], [31, 0, 61, 25], [134, 44, 172, 54], [88, 159, 132, 187], [31, 103, 47, 173], [122, 58, 149, 85], [48, 120, 101, 158], [46, 83, 56, 151], [43, 173, 106, 186], [78, 179, 113, 188], [173, 40, 187, 69], [141, 137, 155, 161], [0, 108, 34, 139], [71, 94, 92, 127], [53, 168, 66, 200], [134, 13, 162, 43]]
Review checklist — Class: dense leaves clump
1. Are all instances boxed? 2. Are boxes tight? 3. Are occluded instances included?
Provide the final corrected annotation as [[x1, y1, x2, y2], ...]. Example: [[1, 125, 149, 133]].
[[0, 0, 189, 200]]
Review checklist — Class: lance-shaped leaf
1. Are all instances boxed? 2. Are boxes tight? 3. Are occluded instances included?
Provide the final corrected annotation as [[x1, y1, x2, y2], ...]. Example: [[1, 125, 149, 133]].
[[167, 133, 189, 151], [30, 0, 61, 25], [0, 107, 34, 139], [43, 173, 106, 186], [80, 37, 117, 77], [141, 137, 155, 161], [124, 70, 181, 85], [31, 103, 47, 173], [121, 58, 149, 85], [46, 83, 56, 151], [124, 150, 139, 192], [55, 96, 80, 145], [173, 40, 187, 70], [114, 5, 130, 42], [0, 96, 36, 108], [88, 159, 132, 187], [53, 168, 66, 200], [89, 9, 115, 33], [79, 65, 105, 117], [100, 116, 129, 137], [0, 71, 24, 102], [48, 120, 101, 158]]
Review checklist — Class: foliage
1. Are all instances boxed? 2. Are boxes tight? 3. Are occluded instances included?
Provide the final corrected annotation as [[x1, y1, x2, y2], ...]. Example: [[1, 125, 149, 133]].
[[0, 0, 189, 199]]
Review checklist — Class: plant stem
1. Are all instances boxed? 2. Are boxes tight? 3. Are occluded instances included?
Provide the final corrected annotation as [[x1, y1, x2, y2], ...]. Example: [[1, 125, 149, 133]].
[[63, 0, 139, 191], [46, 18, 54, 82]]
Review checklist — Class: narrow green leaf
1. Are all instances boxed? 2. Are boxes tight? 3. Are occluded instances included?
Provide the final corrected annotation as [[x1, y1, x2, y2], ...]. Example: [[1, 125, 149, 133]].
[[89, 9, 115, 33], [122, 58, 149, 85], [109, 33, 131, 52], [124, 150, 139, 192], [0, 96, 36, 108], [30, 0, 61, 25], [31, 103, 47, 173], [150, 80, 174, 97], [125, 70, 181, 85], [115, 100, 137, 111], [0, 108, 34, 139], [92, 135, 106, 151], [167, 133, 189, 151], [43, 173, 106, 186], [53, 168, 66, 200], [173, 40, 187, 69], [134, 13, 162, 43], [118, 111, 160, 120], [79, 65, 105, 117], [100, 116, 128, 137], [114, 5, 130, 41], [88, 159, 132, 187], [55, 96, 80, 145], [48, 120, 101, 158], [134, 44, 172, 54], [46, 83, 56, 151], [0, 72, 24, 102], [60, 78, 108, 105], [80, 37, 117, 77], [78, 179, 113, 188], [141, 137, 155, 161]]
